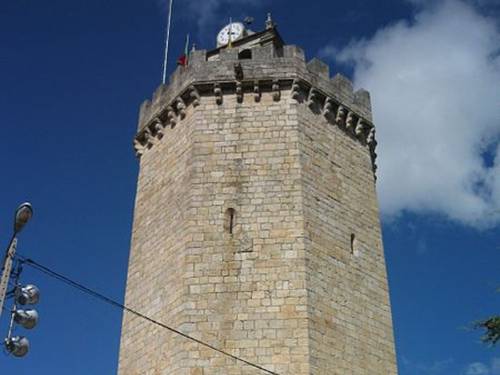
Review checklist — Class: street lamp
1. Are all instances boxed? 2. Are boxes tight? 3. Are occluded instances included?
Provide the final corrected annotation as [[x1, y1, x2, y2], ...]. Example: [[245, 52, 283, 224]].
[[0, 202, 40, 358], [13, 203, 33, 235], [0, 202, 33, 318]]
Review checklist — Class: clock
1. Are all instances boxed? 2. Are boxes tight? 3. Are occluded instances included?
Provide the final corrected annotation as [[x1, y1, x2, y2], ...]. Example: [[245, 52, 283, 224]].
[[217, 22, 245, 46]]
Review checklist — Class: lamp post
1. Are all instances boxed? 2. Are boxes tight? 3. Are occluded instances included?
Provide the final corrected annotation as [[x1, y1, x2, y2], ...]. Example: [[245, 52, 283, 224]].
[[0, 203, 33, 319]]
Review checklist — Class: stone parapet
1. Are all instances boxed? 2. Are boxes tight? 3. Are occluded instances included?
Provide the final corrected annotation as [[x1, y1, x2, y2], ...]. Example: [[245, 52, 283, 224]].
[[138, 45, 372, 131], [134, 43, 378, 175]]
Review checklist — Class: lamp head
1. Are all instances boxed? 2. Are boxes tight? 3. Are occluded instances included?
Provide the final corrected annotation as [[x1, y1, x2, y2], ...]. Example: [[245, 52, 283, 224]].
[[14, 202, 33, 234], [16, 284, 40, 305], [14, 309, 39, 329], [5, 336, 30, 357]]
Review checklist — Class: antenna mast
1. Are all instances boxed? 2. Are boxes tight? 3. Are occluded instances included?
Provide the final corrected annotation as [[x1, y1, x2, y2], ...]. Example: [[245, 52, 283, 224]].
[[162, 0, 174, 85]]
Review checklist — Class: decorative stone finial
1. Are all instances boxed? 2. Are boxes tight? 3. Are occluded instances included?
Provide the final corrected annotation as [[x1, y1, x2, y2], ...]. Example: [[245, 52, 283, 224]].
[[265, 13, 274, 29]]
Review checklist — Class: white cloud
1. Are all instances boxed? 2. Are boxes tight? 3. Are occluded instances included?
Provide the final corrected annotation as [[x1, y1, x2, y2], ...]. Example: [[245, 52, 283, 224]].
[[188, 0, 263, 32], [322, 0, 500, 228], [493, 358, 500, 375], [157, 0, 263, 37], [465, 359, 500, 375], [402, 356, 454, 374], [466, 362, 491, 375]]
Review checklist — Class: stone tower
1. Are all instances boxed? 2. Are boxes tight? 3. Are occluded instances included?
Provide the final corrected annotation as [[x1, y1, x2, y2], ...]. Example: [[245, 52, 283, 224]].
[[118, 20, 398, 375]]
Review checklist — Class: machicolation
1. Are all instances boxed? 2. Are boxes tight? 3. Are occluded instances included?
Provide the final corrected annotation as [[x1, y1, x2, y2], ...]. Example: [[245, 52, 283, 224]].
[[133, 42, 378, 175]]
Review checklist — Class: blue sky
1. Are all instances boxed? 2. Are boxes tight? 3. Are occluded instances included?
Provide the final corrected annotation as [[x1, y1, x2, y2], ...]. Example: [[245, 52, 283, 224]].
[[1, 0, 499, 374]]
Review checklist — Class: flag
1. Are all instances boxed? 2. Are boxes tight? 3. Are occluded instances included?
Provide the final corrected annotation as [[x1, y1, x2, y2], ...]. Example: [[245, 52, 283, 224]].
[[177, 34, 190, 66]]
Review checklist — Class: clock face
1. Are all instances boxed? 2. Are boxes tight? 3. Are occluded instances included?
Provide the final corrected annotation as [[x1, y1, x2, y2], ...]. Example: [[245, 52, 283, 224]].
[[217, 22, 245, 46]]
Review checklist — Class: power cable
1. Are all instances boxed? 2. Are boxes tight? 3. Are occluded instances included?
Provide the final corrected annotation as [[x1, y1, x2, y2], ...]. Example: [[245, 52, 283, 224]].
[[15, 255, 279, 375]]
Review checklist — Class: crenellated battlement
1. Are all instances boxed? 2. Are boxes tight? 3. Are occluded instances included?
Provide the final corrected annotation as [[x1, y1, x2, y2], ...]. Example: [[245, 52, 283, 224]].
[[134, 35, 378, 175]]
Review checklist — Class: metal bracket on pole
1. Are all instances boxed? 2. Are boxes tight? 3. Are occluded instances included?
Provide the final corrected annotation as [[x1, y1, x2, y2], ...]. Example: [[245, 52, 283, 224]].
[[0, 237, 17, 318]]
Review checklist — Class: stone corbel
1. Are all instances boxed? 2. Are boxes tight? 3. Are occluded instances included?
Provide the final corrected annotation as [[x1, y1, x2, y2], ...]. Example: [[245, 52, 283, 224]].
[[355, 118, 366, 139], [144, 128, 155, 147], [291, 80, 301, 101], [133, 138, 146, 157], [345, 112, 355, 132], [272, 80, 280, 101], [176, 97, 186, 119], [152, 117, 165, 139], [367, 128, 376, 148], [307, 88, 319, 109], [189, 86, 200, 107], [369, 131, 378, 177], [253, 81, 261, 102], [323, 98, 335, 117], [214, 83, 223, 105], [166, 106, 176, 128], [335, 106, 346, 126], [236, 81, 243, 103]]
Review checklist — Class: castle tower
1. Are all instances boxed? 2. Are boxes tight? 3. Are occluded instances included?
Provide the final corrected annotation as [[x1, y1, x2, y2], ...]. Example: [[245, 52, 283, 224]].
[[118, 21, 398, 375]]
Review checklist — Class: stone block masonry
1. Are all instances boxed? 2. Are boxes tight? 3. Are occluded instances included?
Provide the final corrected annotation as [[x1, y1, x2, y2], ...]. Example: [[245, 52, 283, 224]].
[[119, 30, 397, 375]]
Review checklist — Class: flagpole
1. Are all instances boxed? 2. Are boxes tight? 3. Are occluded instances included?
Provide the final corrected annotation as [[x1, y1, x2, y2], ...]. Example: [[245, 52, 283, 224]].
[[162, 0, 174, 84]]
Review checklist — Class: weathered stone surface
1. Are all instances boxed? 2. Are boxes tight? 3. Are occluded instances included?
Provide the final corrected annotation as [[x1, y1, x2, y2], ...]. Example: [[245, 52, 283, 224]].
[[136, 42, 375, 133], [119, 29, 397, 375], [306, 58, 329, 79]]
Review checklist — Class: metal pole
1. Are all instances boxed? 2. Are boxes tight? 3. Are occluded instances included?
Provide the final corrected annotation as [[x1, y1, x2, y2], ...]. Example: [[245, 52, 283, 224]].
[[162, 0, 174, 85], [0, 237, 17, 318], [6, 304, 16, 339]]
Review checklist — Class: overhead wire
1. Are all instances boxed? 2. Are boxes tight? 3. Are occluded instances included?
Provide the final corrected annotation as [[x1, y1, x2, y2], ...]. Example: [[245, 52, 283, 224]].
[[15, 254, 280, 375]]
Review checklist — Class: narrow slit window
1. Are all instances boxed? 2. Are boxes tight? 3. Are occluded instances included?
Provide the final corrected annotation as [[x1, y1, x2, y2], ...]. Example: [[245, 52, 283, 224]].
[[225, 208, 236, 234], [229, 210, 234, 234], [350, 233, 359, 256]]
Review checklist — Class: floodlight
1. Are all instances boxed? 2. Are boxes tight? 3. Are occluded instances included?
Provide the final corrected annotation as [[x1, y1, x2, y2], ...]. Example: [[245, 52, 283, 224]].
[[5, 336, 29, 357], [14, 309, 39, 329], [16, 284, 40, 305]]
